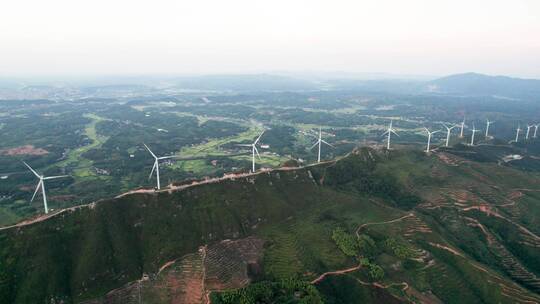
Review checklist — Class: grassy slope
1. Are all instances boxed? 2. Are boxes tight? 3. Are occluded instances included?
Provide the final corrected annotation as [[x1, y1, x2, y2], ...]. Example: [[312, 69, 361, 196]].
[[1, 148, 539, 303], [0, 207, 19, 227]]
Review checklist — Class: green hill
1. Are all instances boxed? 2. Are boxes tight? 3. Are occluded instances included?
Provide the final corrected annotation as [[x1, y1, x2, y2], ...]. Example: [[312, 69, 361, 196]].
[[1, 147, 540, 303]]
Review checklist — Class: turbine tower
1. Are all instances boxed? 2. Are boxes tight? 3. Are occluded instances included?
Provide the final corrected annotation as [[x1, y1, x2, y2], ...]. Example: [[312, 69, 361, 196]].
[[424, 128, 440, 153], [442, 123, 457, 147], [526, 124, 533, 140], [382, 120, 398, 150], [23, 162, 68, 214], [470, 125, 480, 146], [310, 127, 334, 163], [237, 130, 265, 172], [485, 119, 494, 138], [534, 124, 539, 139], [514, 125, 522, 143], [144, 144, 178, 190], [459, 117, 466, 138]]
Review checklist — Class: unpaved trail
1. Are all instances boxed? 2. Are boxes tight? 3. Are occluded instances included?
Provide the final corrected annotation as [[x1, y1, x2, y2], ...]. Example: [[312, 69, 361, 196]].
[[461, 206, 540, 241], [309, 211, 413, 292], [310, 264, 362, 284], [428, 242, 465, 257], [355, 213, 414, 238], [0, 161, 336, 232]]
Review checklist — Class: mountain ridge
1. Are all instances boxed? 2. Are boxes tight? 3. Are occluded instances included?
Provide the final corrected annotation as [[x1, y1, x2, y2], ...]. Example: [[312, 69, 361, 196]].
[[2, 147, 540, 303], [425, 72, 540, 98]]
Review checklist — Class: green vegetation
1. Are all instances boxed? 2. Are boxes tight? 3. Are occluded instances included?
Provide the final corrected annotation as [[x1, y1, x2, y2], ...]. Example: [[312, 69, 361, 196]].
[[331, 227, 359, 257], [384, 238, 414, 259], [2, 148, 540, 303], [3, 84, 540, 304], [211, 279, 323, 304], [367, 263, 385, 280]]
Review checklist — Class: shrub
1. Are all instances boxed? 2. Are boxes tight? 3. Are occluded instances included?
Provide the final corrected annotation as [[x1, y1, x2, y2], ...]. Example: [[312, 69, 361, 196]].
[[368, 263, 385, 280], [357, 234, 376, 257], [211, 279, 324, 304], [384, 238, 414, 259], [332, 227, 359, 257]]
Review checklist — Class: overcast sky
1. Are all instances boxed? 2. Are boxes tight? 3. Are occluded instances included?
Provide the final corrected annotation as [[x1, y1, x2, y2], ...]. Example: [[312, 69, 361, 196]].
[[1, 0, 539, 78]]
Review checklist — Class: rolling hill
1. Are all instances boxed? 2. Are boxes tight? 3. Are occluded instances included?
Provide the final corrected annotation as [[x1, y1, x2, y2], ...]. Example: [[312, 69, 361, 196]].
[[425, 73, 540, 99], [1, 147, 540, 303]]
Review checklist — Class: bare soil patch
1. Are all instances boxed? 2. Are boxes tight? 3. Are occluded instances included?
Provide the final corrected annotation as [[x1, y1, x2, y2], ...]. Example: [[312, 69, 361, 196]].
[[1, 145, 49, 156]]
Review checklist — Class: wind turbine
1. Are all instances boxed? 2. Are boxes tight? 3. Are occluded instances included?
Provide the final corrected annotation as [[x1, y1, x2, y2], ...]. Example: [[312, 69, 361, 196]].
[[309, 127, 334, 163], [237, 130, 265, 172], [442, 123, 457, 147], [23, 162, 68, 214], [144, 144, 178, 190], [485, 119, 494, 138], [470, 125, 480, 146], [514, 125, 521, 143], [459, 117, 466, 138], [526, 124, 533, 140], [382, 120, 398, 150], [534, 124, 539, 139], [424, 128, 440, 153]]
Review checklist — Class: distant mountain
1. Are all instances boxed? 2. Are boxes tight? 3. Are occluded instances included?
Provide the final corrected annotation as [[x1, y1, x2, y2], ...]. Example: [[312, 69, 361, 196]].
[[425, 73, 540, 99]]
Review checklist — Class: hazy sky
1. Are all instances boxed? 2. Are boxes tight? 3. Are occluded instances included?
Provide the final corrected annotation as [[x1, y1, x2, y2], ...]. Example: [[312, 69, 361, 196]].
[[1, 0, 539, 78]]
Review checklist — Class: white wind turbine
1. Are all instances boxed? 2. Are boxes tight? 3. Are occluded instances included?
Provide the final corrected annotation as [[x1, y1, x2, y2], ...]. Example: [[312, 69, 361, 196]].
[[23, 162, 68, 214], [485, 119, 494, 138], [514, 125, 521, 143], [526, 124, 533, 140], [534, 124, 539, 139], [382, 120, 398, 150], [309, 127, 334, 163], [144, 144, 178, 190], [424, 128, 440, 153], [459, 117, 466, 138], [470, 125, 480, 146], [442, 123, 457, 147], [237, 130, 265, 172]]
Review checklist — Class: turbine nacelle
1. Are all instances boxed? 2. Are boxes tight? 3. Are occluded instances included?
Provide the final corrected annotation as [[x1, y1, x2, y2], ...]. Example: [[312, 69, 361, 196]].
[[23, 161, 69, 214], [485, 119, 495, 138], [237, 130, 266, 172], [307, 127, 334, 163], [144, 144, 179, 190], [424, 127, 441, 153], [470, 125, 480, 146], [382, 120, 399, 150], [441, 123, 458, 147]]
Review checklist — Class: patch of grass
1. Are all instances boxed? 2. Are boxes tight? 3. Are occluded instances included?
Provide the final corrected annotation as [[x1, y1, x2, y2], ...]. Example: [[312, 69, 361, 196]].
[[0, 207, 20, 226]]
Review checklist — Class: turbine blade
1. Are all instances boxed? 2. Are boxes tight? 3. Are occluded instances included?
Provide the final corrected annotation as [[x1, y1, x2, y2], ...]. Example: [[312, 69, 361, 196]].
[[321, 139, 335, 148], [391, 129, 399, 136], [381, 130, 390, 136], [31, 180, 42, 202], [143, 143, 157, 158], [149, 161, 157, 180], [236, 144, 253, 147], [254, 130, 265, 145], [23, 161, 40, 178], [254, 146, 261, 160], [309, 140, 319, 150], [43, 175, 69, 180], [158, 155, 177, 160]]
